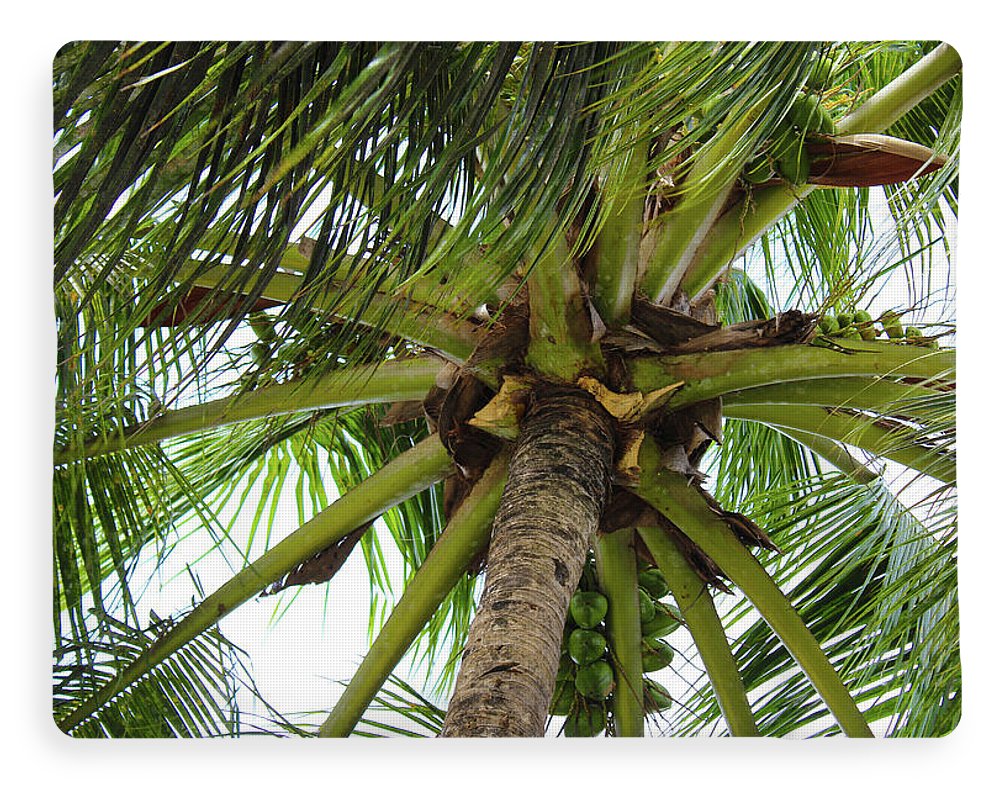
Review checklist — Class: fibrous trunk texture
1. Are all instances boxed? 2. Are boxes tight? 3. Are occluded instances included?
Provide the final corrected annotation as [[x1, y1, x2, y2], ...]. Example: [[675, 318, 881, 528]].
[[440, 388, 616, 737]]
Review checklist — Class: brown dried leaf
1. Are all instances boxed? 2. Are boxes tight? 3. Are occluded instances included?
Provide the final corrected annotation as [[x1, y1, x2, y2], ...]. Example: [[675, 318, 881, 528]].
[[379, 400, 426, 427], [807, 133, 948, 188], [261, 521, 371, 596], [467, 375, 533, 440]]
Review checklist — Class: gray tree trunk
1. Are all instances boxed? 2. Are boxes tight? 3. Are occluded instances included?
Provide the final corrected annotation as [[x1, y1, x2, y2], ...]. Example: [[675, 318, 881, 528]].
[[440, 387, 616, 737]]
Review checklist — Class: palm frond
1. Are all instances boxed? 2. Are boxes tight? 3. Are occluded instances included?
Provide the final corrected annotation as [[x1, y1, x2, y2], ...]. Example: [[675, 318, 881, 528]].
[[55, 611, 247, 737], [352, 674, 446, 737], [671, 473, 957, 737]]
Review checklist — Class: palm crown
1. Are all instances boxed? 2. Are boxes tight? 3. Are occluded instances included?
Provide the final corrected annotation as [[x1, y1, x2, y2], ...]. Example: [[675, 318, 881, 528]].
[[53, 41, 959, 738]]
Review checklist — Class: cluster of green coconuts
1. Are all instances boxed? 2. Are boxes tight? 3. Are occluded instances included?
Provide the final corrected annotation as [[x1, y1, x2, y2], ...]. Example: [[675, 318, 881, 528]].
[[742, 54, 838, 186], [247, 312, 321, 377], [815, 309, 939, 348], [247, 313, 308, 368], [551, 559, 684, 736]]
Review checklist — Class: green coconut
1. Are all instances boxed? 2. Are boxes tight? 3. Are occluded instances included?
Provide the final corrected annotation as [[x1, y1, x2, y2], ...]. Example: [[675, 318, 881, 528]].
[[818, 315, 839, 335], [744, 154, 773, 184], [250, 343, 271, 367], [549, 677, 577, 716], [641, 639, 675, 673], [842, 327, 862, 340], [805, 54, 837, 92], [637, 568, 670, 600], [638, 589, 656, 624], [643, 679, 674, 713], [769, 124, 798, 159], [575, 660, 615, 701], [853, 309, 877, 340], [570, 591, 609, 629], [568, 629, 607, 666], [777, 144, 811, 185], [248, 312, 278, 343], [564, 704, 607, 737], [788, 93, 830, 133], [880, 310, 904, 339], [642, 603, 684, 638]]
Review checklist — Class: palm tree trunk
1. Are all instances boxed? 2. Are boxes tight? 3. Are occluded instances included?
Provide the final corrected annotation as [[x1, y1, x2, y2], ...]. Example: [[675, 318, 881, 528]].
[[439, 387, 616, 737]]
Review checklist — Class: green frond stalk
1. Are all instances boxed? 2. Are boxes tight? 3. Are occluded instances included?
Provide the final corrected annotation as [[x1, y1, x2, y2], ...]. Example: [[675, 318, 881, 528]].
[[635, 438, 873, 737], [177, 263, 481, 365], [637, 522, 759, 736], [838, 43, 962, 135], [722, 376, 940, 413], [57, 435, 453, 734], [590, 131, 646, 326], [55, 357, 447, 464], [271, 236, 502, 314], [628, 341, 954, 408], [641, 93, 771, 304], [525, 231, 605, 381], [594, 528, 645, 737], [319, 451, 509, 737], [679, 44, 962, 300], [723, 403, 954, 485], [771, 427, 879, 484]]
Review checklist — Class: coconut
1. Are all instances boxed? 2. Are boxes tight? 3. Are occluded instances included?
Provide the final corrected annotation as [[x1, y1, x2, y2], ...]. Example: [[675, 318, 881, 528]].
[[818, 315, 839, 335], [549, 677, 576, 716], [574, 660, 615, 701], [570, 590, 609, 629], [638, 589, 656, 624], [805, 54, 837, 92], [744, 154, 773, 184], [789, 93, 829, 133], [769, 123, 799, 160], [250, 343, 270, 367], [853, 309, 877, 340], [643, 679, 674, 713], [641, 639, 675, 673], [880, 310, 904, 338], [637, 568, 670, 600], [568, 628, 607, 666], [777, 144, 810, 184], [642, 603, 684, 638], [248, 312, 278, 343], [564, 704, 607, 737]]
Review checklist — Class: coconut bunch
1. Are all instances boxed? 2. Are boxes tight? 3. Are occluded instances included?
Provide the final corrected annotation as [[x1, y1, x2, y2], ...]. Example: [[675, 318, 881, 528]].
[[743, 54, 838, 186], [815, 309, 941, 348], [551, 556, 683, 736], [243, 310, 407, 387], [246, 312, 321, 382], [736, 51, 948, 192]]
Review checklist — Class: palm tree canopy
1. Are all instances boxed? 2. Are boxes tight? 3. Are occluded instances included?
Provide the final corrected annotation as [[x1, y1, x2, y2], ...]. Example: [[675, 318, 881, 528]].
[[53, 40, 958, 738]]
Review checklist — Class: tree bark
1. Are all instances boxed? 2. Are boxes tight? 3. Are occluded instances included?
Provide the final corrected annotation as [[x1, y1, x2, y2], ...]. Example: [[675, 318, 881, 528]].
[[440, 387, 616, 737]]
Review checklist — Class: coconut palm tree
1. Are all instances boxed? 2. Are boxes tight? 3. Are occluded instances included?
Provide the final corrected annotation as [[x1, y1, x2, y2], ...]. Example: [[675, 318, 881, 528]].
[[52, 41, 959, 738]]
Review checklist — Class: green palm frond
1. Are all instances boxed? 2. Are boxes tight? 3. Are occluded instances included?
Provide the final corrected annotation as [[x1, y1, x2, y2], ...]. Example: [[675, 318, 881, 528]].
[[352, 674, 446, 737], [671, 473, 957, 737], [54, 611, 248, 737]]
